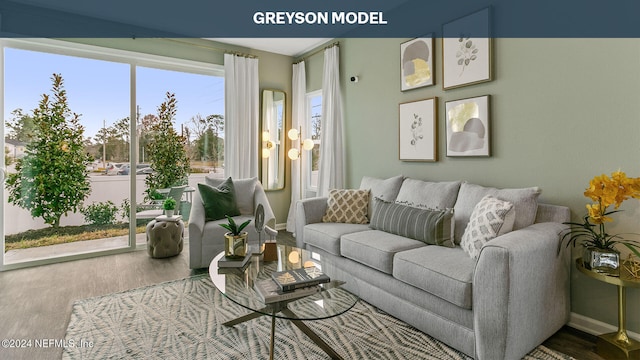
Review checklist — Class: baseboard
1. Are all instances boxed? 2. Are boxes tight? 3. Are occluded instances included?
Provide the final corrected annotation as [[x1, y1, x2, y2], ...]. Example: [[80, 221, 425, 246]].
[[569, 312, 640, 341]]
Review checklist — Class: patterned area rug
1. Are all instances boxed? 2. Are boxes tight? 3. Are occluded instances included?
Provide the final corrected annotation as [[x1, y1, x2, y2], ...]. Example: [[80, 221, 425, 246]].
[[64, 275, 572, 360]]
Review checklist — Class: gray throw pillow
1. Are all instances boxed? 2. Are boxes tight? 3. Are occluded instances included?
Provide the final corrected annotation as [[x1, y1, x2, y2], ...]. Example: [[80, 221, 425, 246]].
[[369, 198, 455, 247], [198, 177, 241, 221]]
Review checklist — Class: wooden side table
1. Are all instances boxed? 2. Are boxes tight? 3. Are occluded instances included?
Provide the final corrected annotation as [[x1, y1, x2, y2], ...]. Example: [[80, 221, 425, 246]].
[[576, 259, 640, 360]]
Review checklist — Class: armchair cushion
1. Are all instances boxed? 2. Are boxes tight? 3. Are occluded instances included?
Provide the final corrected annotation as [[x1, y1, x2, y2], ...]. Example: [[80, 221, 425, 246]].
[[198, 178, 240, 221]]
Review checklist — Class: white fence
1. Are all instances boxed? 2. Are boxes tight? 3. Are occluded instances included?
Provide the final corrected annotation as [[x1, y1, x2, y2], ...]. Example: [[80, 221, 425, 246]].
[[3, 173, 216, 235]]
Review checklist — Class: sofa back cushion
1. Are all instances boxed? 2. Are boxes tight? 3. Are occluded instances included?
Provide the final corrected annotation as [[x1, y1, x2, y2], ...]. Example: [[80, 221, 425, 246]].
[[321, 189, 370, 224], [453, 182, 541, 243], [206, 176, 257, 215], [370, 198, 455, 247], [359, 175, 405, 219], [395, 179, 461, 210]]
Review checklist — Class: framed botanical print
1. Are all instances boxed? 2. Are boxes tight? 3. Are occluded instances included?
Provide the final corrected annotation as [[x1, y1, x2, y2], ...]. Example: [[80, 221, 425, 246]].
[[442, 7, 492, 90], [399, 97, 437, 161], [401, 36, 434, 91], [445, 95, 490, 157]]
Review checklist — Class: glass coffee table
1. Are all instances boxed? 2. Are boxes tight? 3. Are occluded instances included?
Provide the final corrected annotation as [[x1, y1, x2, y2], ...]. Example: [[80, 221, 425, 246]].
[[208, 245, 359, 360]]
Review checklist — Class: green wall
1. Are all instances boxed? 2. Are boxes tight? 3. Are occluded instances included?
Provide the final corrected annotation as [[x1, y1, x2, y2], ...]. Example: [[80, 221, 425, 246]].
[[306, 38, 640, 333]]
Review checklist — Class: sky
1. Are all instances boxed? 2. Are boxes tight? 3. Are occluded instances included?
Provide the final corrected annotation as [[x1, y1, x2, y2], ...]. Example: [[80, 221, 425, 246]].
[[4, 47, 224, 140]]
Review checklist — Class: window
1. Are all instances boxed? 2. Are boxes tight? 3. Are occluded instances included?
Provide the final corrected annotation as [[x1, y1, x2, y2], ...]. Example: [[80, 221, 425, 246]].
[[1, 38, 224, 270], [305, 90, 322, 191]]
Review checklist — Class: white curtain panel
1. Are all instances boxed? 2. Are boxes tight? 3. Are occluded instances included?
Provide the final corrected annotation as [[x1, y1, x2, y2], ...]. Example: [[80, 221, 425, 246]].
[[224, 53, 259, 179], [317, 46, 345, 197], [286, 61, 306, 233]]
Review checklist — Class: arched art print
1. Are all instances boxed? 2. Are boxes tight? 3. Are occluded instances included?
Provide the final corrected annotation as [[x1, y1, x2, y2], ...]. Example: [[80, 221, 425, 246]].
[[401, 36, 434, 91], [445, 95, 490, 157]]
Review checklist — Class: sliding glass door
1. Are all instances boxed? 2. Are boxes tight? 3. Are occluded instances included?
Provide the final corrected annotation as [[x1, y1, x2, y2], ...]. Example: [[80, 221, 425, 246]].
[[1, 39, 224, 270]]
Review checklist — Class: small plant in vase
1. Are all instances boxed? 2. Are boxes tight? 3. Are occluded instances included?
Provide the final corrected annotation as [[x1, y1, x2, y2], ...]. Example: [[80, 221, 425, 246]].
[[559, 170, 640, 274], [220, 215, 251, 259], [163, 197, 177, 218]]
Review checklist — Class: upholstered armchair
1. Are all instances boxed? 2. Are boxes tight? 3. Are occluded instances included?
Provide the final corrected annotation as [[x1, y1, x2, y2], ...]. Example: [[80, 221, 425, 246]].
[[188, 176, 276, 269]]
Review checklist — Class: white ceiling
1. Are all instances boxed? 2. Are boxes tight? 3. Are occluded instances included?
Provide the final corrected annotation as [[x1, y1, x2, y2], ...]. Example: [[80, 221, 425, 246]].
[[209, 38, 333, 57]]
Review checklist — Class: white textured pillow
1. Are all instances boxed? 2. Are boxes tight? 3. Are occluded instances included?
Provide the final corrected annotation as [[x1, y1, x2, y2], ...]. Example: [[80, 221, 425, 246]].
[[453, 183, 540, 244], [461, 195, 515, 260]]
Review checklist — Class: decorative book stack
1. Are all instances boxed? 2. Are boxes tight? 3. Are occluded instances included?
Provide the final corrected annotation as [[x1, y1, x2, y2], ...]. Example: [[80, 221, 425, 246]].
[[253, 279, 322, 304], [217, 252, 252, 268], [271, 267, 331, 292], [253, 266, 331, 304]]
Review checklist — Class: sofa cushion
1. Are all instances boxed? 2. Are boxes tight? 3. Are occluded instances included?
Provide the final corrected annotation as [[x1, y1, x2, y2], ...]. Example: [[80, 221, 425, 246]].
[[304, 223, 370, 255], [205, 176, 257, 215], [461, 195, 515, 259], [341, 230, 425, 274], [369, 198, 455, 247], [393, 246, 475, 309], [321, 189, 370, 224], [453, 182, 541, 243], [359, 175, 405, 220], [395, 179, 461, 210], [197, 178, 241, 221]]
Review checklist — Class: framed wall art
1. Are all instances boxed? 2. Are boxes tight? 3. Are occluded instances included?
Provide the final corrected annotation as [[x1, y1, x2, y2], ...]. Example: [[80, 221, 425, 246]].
[[442, 7, 492, 90], [399, 97, 437, 161], [445, 95, 490, 157], [401, 36, 434, 91]]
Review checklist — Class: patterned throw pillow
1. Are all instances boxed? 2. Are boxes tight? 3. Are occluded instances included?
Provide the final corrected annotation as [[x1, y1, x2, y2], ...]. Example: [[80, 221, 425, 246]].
[[460, 195, 515, 260], [369, 198, 455, 247], [322, 189, 370, 224]]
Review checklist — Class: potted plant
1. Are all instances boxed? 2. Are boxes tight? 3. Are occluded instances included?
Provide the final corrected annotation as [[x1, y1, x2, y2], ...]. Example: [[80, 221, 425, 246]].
[[220, 215, 251, 259], [559, 171, 640, 275], [163, 197, 177, 218]]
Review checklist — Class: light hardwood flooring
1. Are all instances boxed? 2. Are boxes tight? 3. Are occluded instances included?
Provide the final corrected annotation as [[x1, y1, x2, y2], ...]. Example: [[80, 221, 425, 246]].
[[0, 232, 602, 360]]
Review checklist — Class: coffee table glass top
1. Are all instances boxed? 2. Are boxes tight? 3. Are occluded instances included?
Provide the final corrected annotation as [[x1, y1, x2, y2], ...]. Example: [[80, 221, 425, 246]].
[[209, 245, 359, 321]]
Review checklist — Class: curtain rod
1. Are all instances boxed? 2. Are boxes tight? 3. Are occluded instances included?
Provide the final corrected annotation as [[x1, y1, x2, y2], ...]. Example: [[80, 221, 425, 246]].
[[294, 41, 339, 64], [160, 38, 258, 59]]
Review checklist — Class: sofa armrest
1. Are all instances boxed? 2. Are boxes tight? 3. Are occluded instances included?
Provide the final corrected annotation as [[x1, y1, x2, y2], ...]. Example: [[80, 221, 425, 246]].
[[294, 197, 328, 248], [473, 222, 570, 360], [188, 188, 206, 269]]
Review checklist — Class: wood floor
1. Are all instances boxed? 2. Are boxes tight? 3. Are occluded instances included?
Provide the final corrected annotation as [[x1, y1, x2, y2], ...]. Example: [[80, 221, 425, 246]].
[[0, 232, 603, 360]]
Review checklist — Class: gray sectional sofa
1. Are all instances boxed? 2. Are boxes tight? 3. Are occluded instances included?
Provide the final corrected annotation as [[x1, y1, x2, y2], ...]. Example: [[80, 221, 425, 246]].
[[295, 175, 571, 360]]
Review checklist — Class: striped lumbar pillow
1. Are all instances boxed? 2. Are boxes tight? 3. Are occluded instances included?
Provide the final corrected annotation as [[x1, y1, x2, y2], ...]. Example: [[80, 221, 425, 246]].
[[369, 198, 455, 247]]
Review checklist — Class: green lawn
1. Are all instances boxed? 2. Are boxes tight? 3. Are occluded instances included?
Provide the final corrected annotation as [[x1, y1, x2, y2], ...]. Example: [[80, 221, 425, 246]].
[[5, 223, 148, 251]]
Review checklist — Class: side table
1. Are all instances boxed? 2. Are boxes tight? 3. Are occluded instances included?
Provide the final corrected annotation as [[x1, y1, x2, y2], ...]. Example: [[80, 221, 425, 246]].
[[146, 215, 184, 258], [576, 259, 640, 360]]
